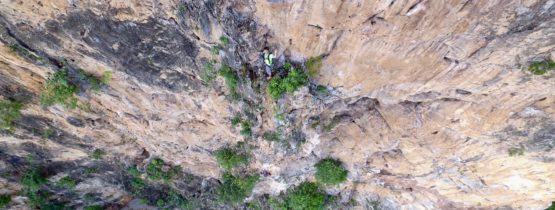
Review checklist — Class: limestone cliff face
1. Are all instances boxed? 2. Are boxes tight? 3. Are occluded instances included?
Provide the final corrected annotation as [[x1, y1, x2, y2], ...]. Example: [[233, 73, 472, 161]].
[[0, 0, 554, 209]]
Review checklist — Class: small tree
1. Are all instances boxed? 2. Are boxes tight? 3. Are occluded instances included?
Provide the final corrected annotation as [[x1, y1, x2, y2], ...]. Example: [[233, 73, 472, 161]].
[[315, 158, 348, 185], [214, 148, 248, 170], [286, 182, 326, 210]]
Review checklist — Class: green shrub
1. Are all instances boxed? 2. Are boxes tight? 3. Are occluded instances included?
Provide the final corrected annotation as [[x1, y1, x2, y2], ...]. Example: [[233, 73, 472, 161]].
[[286, 182, 325, 210], [131, 177, 146, 190], [127, 165, 141, 177], [202, 60, 217, 83], [508, 147, 525, 156], [0, 195, 11, 208], [0, 99, 23, 131], [84, 205, 103, 210], [214, 148, 249, 170], [91, 149, 105, 160], [316, 85, 329, 96], [220, 36, 230, 46], [101, 71, 112, 85], [263, 131, 280, 142], [40, 68, 79, 109], [267, 68, 308, 100], [315, 158, 348, 185], [528, 59, 555, 75], [21, 168, 47, 191], [7, 44, 42, 61], [546, 202, 555, 210], [219, 65, 240, 97], [306, 56, 323, 77], [217, 173, 259, 203], [231, 116, 242, 126], [146, 158, 181, 181], [166, 191, 192, 210], [56, 176, 76, 189], [268, 196, 287, 210], [211, 46, 221, 55], [240, 121, 252, 137]]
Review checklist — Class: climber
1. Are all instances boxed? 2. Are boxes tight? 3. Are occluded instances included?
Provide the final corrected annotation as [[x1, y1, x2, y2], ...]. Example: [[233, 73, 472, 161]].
[[263, 48, 274, 80]]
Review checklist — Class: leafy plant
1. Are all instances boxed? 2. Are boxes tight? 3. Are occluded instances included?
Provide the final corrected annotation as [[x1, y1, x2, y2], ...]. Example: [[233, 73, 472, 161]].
[[315, 85, 329, 96], [40, 68, 79, 109], [131, 177, 146, 190], [127, 165, 141, 177], [528, 59, 555, 75], [267, 68, 308, 100], [286, 182, 326, 210], [508, 147, 525, 156], [146, 158, 181, 182], [546, 202, 555, 210], [268, 196, 287, 210], [211, 46, 221, 56], [220, 36, 230, 46], [240, 121, 252, 137], [231, 116, 242, 126], [315, 158, 348, 185], [217, 173, 259, 203], [0, 195, 11, 208], [166, 190, 192, 210], [202, 60, 218, 83], [91, 149, 105, 160], [56, 176, 76, 189], [219, 65, 240, 98], [0, 99, 23, 131], [214, 148, 249, 170], [306, 56, 323, 77], [42, 128, 54, 139], [21, 168, 47, 191], [101, 71, 112, 85], [263, 131, 280, 142], [84, 205, 103, 210], [7, 44, 42, 61]]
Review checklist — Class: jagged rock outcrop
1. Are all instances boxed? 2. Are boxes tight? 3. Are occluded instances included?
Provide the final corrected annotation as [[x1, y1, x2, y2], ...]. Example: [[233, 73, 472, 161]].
[[0, 0, 554, 209]]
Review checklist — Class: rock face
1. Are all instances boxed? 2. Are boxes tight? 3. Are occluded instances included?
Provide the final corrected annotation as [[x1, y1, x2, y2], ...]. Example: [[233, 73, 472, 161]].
[[0, 0, 554, 209]]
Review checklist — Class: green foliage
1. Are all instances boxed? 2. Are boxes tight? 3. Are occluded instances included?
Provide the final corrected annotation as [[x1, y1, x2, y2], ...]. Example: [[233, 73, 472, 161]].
[[240, 121, 252, 137], [84, 205, 103, 210], [56, 176, 76, 189], [91, 149, 105, 160], [219, 65, 240, 98], [217, 173, 259, 203], [508, 147, 525, 156], [21, 168, 47, 191], [146, 158, 181, 182], [202, 60, 218, 83], [286, 182, 326, 210], [315, 158, 348, 185], [166, 191, 192, 210], [0, 99, 23, 131], [39, 202, 65, 210], [127, 165, 141, 177], [267, 69, 308, 100], [268, 196, 287, 210], [214, 148, 249, 170], [131, 177, 146, 190], [546, 202, 555, 210], [306, 56, 323, 77], [42, 128, 54, 139], [156, 199, 166, 207], [263, 131, 280, 142], [0, 195, 11, 208], [231, 116, 242, 126], [528, 59, 555, 75], [220, 36, 230, 46], [40, 69, 79, 109], [101, 71, 112, 85], [7, 44, 42, 61], [316, 85, 329, 96], [211, 46, 221, 55]]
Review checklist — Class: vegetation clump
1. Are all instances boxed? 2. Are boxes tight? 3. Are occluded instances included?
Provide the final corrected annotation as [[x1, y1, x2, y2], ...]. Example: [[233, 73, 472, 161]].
[[528, 59, 555, 75], [267, 68, 308, 100], [240, 121, 252, 137], [40, 68, 79, 109], [286, 182, 326, 210], [306, 56, 323, 77], [201, 60, 217, 83], [508, 147, 525, 156], [0, 195, 11, 208], [56, 176, 76, 189], [220, 36, 230, 46], [219, 65, 240, 98], [0, 99, 23, 131], [214, 148, 249, 170], [315, 158, 348, 185], [91, 149, 105, 160], [146, 158, 181, 182], [263, 131, 280, 142], [217, 173, 259, 203]]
